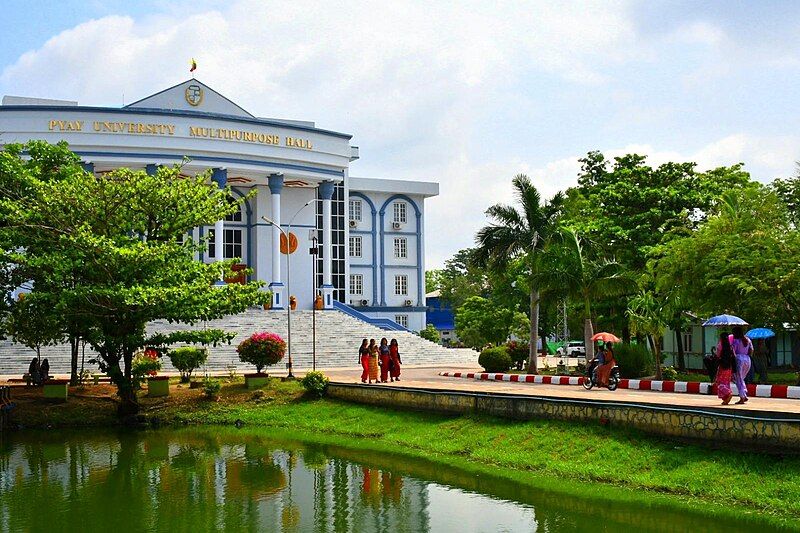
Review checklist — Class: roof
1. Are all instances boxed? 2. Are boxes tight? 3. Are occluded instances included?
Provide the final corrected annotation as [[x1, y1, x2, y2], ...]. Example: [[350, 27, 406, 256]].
[[426, 290, 441, 298], [125, 78, 254, 118], [350, 176, 438, 197]]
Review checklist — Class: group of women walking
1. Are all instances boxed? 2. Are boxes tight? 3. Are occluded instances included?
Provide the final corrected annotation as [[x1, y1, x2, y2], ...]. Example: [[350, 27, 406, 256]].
[[359, 338, 402, 384], [714, 326, 754, 405]]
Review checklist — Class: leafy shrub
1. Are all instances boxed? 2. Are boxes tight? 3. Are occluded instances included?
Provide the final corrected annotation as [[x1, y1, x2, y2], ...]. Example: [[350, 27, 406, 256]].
[[662, 366, 678, 381], [614, 343, 654, 378], [506, 341, 529, 369], [301, 371, 330, 398], [419, 324, 441, 343], [168, 346, 209, 382], [237, 332, 286, 373], [131, 350, 162, 389], [202, 377, 221, 400], [478, 346, 512, 373]]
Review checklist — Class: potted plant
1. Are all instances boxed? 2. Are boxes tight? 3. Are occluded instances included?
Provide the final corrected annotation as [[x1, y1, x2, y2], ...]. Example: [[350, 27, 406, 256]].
[[167, 346, 209, 384], [132, 350, 166, 397], [237, 332, 286, 389]]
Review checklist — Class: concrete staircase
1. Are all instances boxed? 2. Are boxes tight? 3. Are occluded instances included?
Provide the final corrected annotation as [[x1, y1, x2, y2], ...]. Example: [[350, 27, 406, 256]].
[[0, 309, 478, 376]]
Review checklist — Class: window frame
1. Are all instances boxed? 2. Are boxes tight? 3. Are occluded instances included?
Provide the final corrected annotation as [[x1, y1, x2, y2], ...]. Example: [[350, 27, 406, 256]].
[[394, 274, 408, 296], [393, 237, 408, 259], [349, 235, 363, 258], [393, 202, 407, 224], [394, 314, 409, 328], [349, 199, 362, 222], [350, 274, 363, 296]]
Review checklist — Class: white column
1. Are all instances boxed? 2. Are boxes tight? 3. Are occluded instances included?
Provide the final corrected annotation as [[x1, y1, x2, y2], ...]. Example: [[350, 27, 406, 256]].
[[212, 168, 227, 285], [319, 180, 335, 309], [268, 173, 285, 309]]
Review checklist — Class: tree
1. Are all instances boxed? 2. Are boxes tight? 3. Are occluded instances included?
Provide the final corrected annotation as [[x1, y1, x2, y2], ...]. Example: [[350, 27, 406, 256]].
[[425, 270, 443, 294], [474, 175, 559, 373], [7, 295, 62, 365], [654, 187, 799, 329], [454, 296, 514, 349], [438, 248, 490, 309], [0, 141, 269, 414], [536, 229, 635, 361], [626, 291, 671, 380], [418, 324, 441, 344], [771, 168, 800, 227]]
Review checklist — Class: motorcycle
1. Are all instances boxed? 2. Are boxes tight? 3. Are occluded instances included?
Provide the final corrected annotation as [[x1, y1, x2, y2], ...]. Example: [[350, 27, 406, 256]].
[[582, 360, 620, 391]]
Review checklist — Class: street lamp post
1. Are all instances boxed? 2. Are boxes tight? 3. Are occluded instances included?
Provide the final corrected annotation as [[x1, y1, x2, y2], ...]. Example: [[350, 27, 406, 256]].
[[261, 198, 321, 379], [309, 231, 319, 371]]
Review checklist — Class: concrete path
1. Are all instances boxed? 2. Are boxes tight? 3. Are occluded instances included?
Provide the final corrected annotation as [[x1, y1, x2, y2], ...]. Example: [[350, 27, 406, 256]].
[[324, 365, 800, 416]]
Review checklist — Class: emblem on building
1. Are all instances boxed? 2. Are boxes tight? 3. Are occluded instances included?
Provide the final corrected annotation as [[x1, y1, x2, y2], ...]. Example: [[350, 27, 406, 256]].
[[185, 84, 203, 107]]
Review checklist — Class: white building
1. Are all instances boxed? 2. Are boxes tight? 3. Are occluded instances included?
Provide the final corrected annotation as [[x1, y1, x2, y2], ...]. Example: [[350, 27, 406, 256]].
[[0, 79, 436, 331]]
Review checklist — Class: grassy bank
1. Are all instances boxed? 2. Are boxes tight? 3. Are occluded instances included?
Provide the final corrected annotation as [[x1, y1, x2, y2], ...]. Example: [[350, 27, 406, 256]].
[[6, 378, 800, 525]]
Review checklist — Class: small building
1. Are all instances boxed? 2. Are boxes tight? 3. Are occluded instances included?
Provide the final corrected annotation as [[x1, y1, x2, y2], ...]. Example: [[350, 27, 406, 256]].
[[425, 290, 458, 345]]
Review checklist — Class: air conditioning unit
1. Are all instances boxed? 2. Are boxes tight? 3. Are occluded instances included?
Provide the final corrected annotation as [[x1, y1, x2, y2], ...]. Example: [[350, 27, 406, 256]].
[[392, 222, 402, 230], [361, 299, 368, 306], [349, 220, 357, 228], [404, 299, 413, 306]]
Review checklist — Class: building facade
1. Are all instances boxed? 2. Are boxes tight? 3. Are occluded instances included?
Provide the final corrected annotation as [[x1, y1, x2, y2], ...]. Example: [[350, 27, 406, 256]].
[[0, 79, 436, 331]]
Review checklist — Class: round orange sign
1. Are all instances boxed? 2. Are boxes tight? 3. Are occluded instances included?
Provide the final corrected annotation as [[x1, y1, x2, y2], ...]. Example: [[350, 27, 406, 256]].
[[280, 232, 299, 254]]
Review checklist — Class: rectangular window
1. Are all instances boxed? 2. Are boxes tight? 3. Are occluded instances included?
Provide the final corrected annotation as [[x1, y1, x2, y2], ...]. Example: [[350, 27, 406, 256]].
[[349, 236, 362, 258], [350, 274, 363, 295], [394, 314, 409, 328], [683, 332, 693, 352], [207, 229, 215, 258], [394, 275, 408, 296], [224, 228, 243, 260], [393, 202, 407, 224], [393, 237, 407, 259], [349, 199, 362, 222]]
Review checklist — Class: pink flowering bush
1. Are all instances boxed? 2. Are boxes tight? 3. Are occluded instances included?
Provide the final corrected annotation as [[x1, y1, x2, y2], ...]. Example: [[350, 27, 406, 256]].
[[237, 332, 286, 373]]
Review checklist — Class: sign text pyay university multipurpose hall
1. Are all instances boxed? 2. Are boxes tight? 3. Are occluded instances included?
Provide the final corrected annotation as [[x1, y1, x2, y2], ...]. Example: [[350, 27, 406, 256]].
[[46, 119, 313, 149]]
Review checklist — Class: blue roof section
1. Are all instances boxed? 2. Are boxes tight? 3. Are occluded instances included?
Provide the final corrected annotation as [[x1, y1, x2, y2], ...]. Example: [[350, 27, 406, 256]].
[[0, 105, 353, 140], [426, 295, 455, 331]]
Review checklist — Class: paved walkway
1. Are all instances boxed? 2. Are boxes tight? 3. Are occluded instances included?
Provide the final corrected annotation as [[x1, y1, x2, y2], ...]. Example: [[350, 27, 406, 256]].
[[324, 365, 800, 416]]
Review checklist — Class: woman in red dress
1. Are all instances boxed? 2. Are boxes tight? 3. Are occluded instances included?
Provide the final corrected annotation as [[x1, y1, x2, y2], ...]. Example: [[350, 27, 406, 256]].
[[389, 338, 402, 382], [358, 339, 369, 383], [378, 338, 391, 383]]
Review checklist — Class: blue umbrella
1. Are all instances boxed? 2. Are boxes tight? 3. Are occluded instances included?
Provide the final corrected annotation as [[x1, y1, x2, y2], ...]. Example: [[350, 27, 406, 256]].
[[702, 314, 749, 327], [746, 327, 775, 339]]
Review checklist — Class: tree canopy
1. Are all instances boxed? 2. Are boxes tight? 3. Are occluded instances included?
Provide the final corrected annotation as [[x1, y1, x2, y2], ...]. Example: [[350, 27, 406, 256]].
[[0, 141, 269, 413]]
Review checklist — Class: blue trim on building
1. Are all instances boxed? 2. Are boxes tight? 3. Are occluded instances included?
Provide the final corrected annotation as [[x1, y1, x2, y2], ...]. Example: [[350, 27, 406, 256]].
[[70, 150, 345, 178], [348, 192, 379, 305], [332, 301, 409, 332], [145, 163, 158, 176], [349, 230, 372, 235], [81, 162, 94, 173], [0, 104, 353, 139], [378, 194, 423, 306], [211, 167, 227, 188]]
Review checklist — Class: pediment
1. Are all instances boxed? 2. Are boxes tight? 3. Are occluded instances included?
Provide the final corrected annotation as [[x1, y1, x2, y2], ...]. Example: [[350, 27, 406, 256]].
[[124, 79, 253, 118]]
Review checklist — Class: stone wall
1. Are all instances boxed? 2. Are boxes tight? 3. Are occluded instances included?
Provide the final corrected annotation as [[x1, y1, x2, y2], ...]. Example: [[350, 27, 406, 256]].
[[328, 383, 800, 450]]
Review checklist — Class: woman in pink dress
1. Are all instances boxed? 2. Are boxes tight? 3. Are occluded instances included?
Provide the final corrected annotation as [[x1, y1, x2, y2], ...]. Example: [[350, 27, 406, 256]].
[[715, 333, 735, 405], [730, 326, 753, 404]]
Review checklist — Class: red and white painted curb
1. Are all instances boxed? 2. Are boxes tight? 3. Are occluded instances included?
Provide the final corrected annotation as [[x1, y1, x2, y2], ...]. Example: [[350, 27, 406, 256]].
[[438, 372, 800, 400]]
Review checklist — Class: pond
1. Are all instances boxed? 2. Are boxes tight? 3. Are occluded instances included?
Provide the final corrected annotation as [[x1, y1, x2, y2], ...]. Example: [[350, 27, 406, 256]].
[[0, 427, 791, 532]]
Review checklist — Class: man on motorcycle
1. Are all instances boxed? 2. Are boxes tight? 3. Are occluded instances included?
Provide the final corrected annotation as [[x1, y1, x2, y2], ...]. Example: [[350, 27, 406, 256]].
[[589, 343, 606, 383]]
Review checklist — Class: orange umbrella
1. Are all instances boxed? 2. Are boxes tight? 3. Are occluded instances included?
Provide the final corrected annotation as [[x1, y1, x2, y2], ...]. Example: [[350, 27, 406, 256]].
[[592, 332, 621, 343]]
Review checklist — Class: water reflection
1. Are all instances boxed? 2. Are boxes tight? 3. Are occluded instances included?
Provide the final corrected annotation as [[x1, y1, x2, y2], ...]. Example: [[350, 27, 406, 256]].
[[0, 428, 790, 532]]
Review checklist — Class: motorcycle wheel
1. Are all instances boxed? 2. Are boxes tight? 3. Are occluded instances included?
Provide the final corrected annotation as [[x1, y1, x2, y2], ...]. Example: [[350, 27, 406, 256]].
[[582, 376, 594, 390], [608, 375, 619, 391]]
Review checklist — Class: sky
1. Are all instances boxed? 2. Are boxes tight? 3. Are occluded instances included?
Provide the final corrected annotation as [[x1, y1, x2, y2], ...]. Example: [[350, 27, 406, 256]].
[[2, 0, 800, 267]]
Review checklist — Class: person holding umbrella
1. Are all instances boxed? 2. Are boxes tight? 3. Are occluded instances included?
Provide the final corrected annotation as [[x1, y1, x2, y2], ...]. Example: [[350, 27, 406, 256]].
[[748, 328, 774, 384], [730, 326, 753, 404]]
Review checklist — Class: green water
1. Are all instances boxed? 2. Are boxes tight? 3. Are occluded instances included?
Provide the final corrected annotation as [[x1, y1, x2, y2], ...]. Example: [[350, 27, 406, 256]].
[[0, 427, 792, 532]]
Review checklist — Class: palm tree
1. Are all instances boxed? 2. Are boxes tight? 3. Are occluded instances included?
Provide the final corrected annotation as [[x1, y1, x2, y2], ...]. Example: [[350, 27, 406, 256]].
[[536, 229, 635, 361], [474, 175, 557, 373]]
